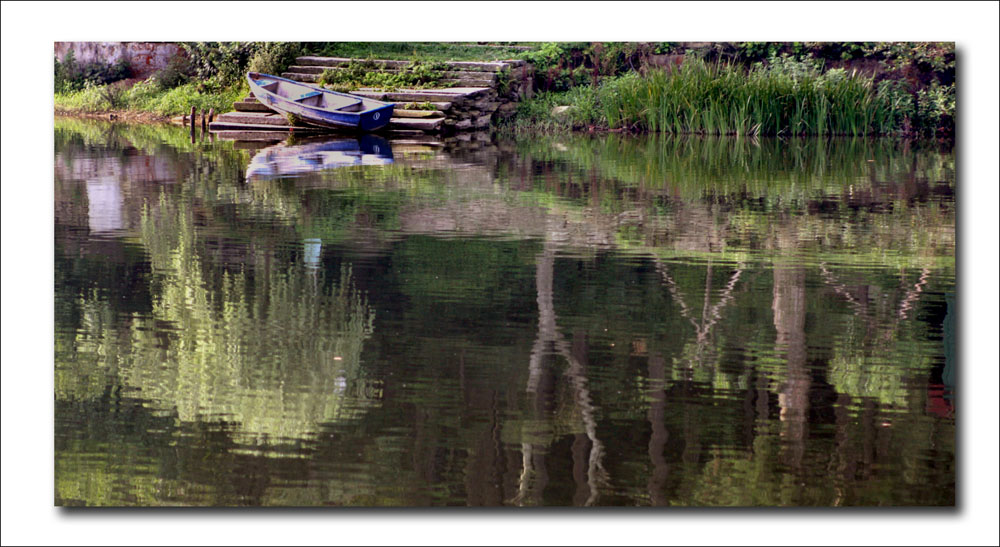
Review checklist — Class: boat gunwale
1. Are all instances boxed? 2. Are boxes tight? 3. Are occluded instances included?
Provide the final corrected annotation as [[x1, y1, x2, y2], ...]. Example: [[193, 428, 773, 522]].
[[247, 72, 392, 115]]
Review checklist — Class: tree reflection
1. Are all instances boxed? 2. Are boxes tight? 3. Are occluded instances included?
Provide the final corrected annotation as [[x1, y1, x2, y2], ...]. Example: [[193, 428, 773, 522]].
[[515, 242, 608, 506], [54, 120, 955, 506]]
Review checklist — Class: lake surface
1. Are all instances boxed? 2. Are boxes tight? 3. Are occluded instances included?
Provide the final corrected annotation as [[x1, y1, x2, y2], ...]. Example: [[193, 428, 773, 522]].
[[54, 118, 955, 506]]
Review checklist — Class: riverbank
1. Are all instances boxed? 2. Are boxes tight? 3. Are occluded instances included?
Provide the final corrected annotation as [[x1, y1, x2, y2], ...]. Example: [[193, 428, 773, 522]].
[[55, 108, 172, 124], [52, 42, 955, 139], [54, 80, 245, 120], [498, 57, 954, 138]]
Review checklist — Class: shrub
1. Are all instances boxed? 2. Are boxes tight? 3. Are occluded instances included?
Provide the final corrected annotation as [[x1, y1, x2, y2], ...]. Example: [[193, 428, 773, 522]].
[[247, 42, 302, 76], [498, 86, 603, 134], [55, 48, 132, 93], [318, 59, 449, 91], [182, 41, 304, 87], [182, 41, 260, 86], [151, 55, 192, 90], [100, 80, 133, 109]]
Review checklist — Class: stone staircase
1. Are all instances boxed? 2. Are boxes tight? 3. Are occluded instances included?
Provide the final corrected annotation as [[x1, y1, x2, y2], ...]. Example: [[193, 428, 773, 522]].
[[210, 56, 532, 135]]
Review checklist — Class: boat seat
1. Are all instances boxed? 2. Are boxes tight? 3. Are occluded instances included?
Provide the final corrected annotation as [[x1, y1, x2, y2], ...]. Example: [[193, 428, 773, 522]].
[[255, 79, 279, 90], [294, 91, 323, 102]]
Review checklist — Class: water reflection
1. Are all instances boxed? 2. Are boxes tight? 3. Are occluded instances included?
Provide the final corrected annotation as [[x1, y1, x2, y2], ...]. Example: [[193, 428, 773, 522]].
[[246, 135, 394, 180], [54, 118, 955, 506]]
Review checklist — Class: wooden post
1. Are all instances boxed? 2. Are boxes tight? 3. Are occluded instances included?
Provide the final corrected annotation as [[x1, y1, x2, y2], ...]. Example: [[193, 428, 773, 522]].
[[208, 108, 215, 123], [201, 109, 207, 132], [190, 106, 196, 135]]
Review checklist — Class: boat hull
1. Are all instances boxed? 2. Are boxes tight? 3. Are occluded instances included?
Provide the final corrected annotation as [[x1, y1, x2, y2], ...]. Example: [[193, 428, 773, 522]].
[[247, 73, 394, 132]]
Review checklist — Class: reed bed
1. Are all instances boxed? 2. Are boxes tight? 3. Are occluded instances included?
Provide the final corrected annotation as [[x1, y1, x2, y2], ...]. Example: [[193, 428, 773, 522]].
[[598, 58, 908, 136]]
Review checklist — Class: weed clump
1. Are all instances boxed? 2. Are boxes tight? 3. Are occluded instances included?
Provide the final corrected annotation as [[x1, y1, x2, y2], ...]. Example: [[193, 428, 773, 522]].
[[318, 60, 451, 92], [55, 49, 132, 93]]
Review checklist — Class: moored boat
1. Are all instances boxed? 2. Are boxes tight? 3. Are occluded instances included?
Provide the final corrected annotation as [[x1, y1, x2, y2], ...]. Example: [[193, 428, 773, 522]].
[[247, 72, 394, 132]]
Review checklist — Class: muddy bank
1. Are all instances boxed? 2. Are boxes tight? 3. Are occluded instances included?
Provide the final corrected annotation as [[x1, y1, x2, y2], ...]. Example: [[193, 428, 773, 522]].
[[55, 108, 172, 124]]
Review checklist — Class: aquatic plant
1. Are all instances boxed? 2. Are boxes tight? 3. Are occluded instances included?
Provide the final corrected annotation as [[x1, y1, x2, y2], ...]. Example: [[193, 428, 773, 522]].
[[597, 57, 904, 136]]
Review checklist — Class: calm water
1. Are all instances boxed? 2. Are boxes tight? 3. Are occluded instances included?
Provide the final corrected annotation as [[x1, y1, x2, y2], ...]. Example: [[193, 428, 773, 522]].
[[54, 118, 955, 506]]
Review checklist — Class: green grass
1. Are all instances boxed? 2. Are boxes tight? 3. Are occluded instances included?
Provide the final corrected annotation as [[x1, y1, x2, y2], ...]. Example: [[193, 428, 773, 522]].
[[497, 86, 603, 134], [303, 42, 535, 62], [55, 80, 245, 117], [504, 57, 911, 136], [598, 59, 906, 136], [317, 60, 452, 92]]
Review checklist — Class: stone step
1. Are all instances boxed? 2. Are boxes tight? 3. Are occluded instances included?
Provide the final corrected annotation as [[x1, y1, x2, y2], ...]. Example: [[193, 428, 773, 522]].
[[233, 100, 275, 113], [281, 72, 319, 83], [295, 56, 514, 72], [286, 65, 499, 83], [213, 112, 442, 133], [384, 129, 427, 137], [217, 111, 293, 126], [351, 88, 493, 103], [215, 131, 294, 144], [387, 117, 444, 132], [282, 72, 493, 87], [394, 101, 453, 111], [242, 94, 453, 112], [392, 109, 445, 119], [209, 121, 324, 133]]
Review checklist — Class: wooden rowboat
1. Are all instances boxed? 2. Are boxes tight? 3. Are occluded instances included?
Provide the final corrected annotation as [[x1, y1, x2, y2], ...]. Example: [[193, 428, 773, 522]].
[[247, 72, 394, 132]]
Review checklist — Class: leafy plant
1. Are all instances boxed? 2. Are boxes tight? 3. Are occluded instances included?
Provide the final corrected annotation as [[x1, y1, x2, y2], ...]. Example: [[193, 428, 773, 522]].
[[247, 42, 303, 76], [150, 54, 191, 90], [100, 80, 132, 109], [181, 41, 260, 86], [55, 48, 132, 93], [318, 59, 450, 91]]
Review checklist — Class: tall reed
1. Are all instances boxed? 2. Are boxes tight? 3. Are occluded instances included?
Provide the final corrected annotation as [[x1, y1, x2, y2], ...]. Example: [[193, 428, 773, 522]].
[[598, 58, 903, 136]]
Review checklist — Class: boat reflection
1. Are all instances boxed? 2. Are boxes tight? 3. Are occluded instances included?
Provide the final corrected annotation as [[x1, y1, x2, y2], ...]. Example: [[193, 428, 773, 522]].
[[246, 135, 394, 180]]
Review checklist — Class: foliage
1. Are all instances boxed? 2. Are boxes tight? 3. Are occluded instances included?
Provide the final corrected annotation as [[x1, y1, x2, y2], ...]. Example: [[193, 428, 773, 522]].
[[303, 41, 534, 62], [56, 80, 243, 116], [181, 41, 261, 87], [318, 59, 450, 92], [914, 81, 955, 136], [597, 57, 907, 136], [400, 102, 438, 111], [150, 54, 192, 90], [497, 86, 602, 134], [520, 42, 679, 92], [99, 79, 132, 109], [509, 42, 954, 136], [247, 42, 303, 76], [519, 42, 591, 92], [54, 48, 132, 93]]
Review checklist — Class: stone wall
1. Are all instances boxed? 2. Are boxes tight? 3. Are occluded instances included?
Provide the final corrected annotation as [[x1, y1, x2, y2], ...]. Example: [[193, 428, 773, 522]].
[[54, 42, 184, 79]]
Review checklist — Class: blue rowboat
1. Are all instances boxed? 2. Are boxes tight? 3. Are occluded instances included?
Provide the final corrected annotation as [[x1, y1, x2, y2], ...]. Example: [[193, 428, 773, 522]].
[[247, 72, 394, 132]]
